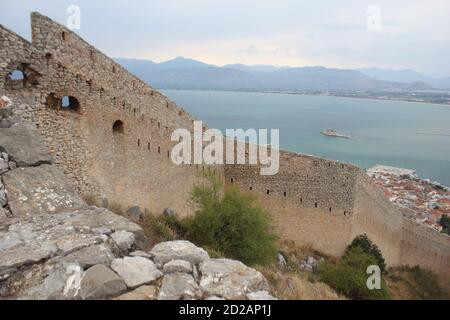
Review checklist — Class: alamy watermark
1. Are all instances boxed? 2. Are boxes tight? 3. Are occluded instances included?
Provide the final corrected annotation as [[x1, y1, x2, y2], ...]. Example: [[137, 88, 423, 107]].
[[66, 5, 81, 30], [171, 121, 280, 176], [366, 265, 382, 290], [367, 5, 382, 30]]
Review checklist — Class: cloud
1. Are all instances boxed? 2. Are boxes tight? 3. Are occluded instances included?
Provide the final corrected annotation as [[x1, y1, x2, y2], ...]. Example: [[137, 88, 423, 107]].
[[1, 0, 449, 77]]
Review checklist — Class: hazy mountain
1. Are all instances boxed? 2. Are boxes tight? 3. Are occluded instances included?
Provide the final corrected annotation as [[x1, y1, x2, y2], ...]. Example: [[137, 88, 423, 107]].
[[223, 63, 288, 73], [115, 58, 436, 92], [359, 68, 450, 89]]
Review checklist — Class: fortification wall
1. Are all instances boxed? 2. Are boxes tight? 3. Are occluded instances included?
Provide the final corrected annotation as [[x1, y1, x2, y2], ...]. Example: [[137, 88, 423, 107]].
[[351, 174, 404, 265], [2, 12, 449, 280], [0, 13, 224, 217], [226, 149, 450, 280], [225, 150, 359, 257]]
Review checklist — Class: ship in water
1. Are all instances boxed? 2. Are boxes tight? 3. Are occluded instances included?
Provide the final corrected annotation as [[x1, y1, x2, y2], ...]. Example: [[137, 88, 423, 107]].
[[321, 128, 352, 139]]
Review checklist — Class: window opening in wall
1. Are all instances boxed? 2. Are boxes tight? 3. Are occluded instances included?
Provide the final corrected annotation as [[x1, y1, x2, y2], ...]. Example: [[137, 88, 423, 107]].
[[315, 202, 318, 208], [138, 139, 141, 147], [284, 192, 287, 197], [230, 178, 234, 183], [329, 207, 332, 212], [249, 187, 253, 191], [167, 151, 170, 158], [158, 146, 161, 154], [5, 65, 40, 89], [148, 142, 151, 150], [112, 120, 124, 134], [112, 66, 116, 73], [300, 198, 303, 204], [267, 190, 270, 195], [62, 31, 67, 41], [60, 96, 80, 112]]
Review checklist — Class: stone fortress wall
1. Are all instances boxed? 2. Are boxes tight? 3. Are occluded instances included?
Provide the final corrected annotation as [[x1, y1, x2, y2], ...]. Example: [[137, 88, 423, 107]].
[[0, 12, 224, 217], [1, 13, 449, 279]]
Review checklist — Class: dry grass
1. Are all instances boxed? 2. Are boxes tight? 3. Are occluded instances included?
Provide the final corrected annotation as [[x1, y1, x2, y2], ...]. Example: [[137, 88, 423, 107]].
[[256, 240, 344, 300], [259, 266, 345, 300]]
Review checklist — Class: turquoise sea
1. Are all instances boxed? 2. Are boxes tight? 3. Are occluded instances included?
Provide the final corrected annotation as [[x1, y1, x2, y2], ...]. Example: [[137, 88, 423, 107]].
[[162, 90, 450, 186]]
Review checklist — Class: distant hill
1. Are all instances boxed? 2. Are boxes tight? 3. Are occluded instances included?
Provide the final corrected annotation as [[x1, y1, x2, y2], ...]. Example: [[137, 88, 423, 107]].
[[115, 57, 438, 92], [359, 68, 450, 90]]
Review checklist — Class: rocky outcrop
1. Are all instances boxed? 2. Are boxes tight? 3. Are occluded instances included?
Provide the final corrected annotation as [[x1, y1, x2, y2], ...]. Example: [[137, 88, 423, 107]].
[[0, 97, 275, 300]]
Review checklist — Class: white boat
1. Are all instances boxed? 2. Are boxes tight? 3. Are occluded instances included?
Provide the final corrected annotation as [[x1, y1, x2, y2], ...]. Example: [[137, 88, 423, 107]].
[[321, 128, 352, 139]]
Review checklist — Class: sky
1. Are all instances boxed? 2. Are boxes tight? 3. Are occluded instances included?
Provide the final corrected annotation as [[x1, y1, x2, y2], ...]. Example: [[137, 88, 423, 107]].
[[1, 0, 450, 78]]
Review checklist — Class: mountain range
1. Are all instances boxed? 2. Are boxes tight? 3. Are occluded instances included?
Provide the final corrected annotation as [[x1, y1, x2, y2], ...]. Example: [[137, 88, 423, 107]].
[[115, 57, 450, 92]]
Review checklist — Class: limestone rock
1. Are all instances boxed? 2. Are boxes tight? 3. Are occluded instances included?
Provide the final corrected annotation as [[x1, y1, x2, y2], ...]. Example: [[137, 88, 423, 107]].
[[80, 264, 127, 300], [0, 158, 9, 174], [0, 207, 143, 272], [111, 257, 162, 289], [246, 291, 277, 300], [130, 250, 152, 259], [163, 208, 176, 217], [0, 122, 53, 167], [2, 165, 87, 216], [199, 259, 269, 300], [0, 207, 8, 222], [111, 230, 135, 251], [115, 285, 157, 300], [18, 262, 84, 300], [59, 244, 114, 268], [163, 259, 192, 274], [150, 240, 209, 266], [0, 189, 6, 207], [0, 241, 55, 273], [126, 206, 142, 222], [158, 272, 202, 300]]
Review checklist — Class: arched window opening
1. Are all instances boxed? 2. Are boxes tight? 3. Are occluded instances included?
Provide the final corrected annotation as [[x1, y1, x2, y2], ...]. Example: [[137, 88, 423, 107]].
[[5, 65, 40, 89], [315, 202, 318, 208], [61, 96, 80, 112], [267, 190, 270, 195], [112, 120, 124, 134]]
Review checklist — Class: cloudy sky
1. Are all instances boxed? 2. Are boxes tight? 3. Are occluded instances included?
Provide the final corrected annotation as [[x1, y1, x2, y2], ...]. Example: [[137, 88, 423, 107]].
[[1, 0, 450, 77]]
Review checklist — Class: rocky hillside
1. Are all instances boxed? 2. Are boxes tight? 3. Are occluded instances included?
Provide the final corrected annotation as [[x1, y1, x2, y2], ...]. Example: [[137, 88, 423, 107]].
[[0, 96, 274, 300]]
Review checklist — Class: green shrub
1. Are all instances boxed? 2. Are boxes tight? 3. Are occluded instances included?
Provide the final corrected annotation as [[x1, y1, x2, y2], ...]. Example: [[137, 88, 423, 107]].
[[318, 247, 390, 300], [346, 234, 386, 273], [182, 175, 278, 266], [439, 214, 450, 235]]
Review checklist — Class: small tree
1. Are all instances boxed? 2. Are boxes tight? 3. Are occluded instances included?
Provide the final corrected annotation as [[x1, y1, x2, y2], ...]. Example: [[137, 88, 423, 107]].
[[319, 247, 390, 300], [346, 234, 386, 273], [439, 214, 450, 235], [184, 175, 278, 266]]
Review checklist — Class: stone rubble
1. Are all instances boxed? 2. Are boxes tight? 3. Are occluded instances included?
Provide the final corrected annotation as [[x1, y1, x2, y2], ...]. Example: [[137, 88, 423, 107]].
[[0, 98, 276, 300]]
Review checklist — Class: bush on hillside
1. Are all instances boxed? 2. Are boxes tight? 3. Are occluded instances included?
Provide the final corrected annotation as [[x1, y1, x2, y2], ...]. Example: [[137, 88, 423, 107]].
[[318, 235, 390, 300], [181, 174, 278, 266], [318, 246, 390, 300], [346, 234, 386, 273]]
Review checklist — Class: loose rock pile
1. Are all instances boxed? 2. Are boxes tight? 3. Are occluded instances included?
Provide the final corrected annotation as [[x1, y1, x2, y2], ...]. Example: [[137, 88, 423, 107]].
[[0, 96, 275, 300]]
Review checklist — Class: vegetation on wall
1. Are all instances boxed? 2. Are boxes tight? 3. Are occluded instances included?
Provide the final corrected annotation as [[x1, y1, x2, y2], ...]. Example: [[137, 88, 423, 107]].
[[318, 235, 390, 300]]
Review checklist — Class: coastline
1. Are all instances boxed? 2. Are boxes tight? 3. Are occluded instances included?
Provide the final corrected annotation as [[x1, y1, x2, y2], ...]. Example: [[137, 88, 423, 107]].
[[159, 87, 450, 107]]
